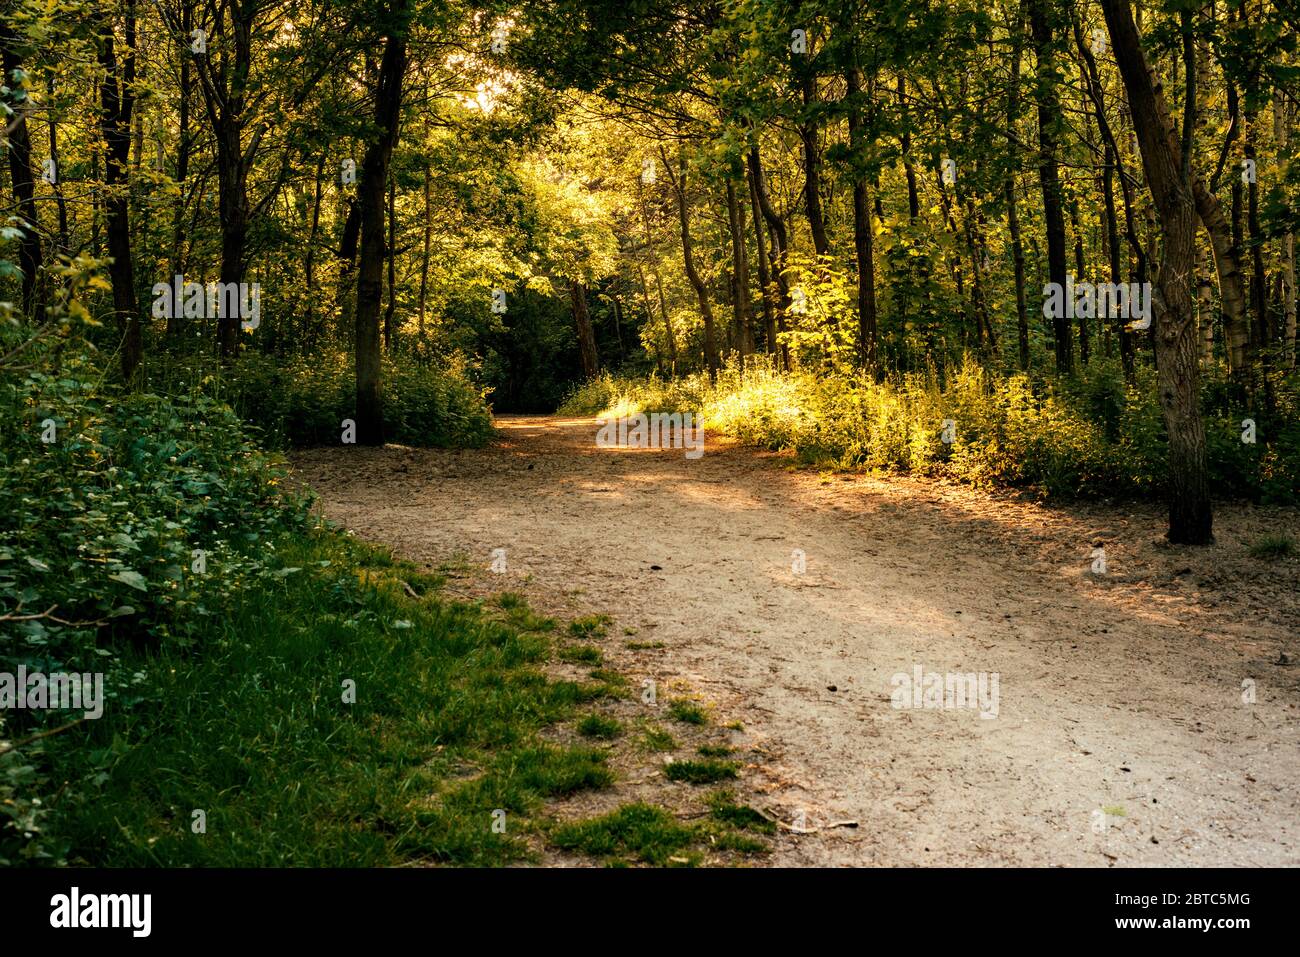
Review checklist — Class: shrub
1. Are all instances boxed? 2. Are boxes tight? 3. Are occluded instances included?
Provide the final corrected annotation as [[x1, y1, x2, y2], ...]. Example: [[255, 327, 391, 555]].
[[152, 349, 496, 449], [561, 356, 1300, 502]]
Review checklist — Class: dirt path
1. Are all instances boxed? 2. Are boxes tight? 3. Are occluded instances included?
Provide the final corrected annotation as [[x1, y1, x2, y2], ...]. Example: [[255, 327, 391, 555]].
[[293, 415, 1300, 866]]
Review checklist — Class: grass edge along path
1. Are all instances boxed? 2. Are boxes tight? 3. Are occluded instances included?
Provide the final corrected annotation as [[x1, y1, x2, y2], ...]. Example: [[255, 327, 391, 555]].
[[39, 526, 771, 867]]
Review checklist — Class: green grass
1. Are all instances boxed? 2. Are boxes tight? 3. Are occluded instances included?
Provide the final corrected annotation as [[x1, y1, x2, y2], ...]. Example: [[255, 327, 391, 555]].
[[640, 726, 678, 752], [667, 699, 708, 725], [664, 760, 738, 784], [1249, 533, 1295, 560], [706, 790, 777, 834], [698, 744, 734, 758], [550, 803, 699, 866], [577, 715, 624, 740], [41, 530, 618, 866], [568, 615, 611, 640], [550, 799, 771, 866], [559, 644, 604, 664], [626, 640, 665, 650]]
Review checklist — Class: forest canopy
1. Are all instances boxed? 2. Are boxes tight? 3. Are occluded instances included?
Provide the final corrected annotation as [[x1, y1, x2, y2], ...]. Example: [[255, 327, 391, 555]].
[[2, 0, 1299, 535]]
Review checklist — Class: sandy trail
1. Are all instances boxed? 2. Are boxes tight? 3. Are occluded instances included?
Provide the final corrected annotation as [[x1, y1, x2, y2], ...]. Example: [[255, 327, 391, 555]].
[[293, 415, 1300, 866]]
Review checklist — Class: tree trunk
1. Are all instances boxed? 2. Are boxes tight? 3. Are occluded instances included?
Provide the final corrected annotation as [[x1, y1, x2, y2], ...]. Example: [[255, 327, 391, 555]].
[[3, 25, 44, 319], [46, 75, 69, 255], [168, 3, 192, 337], [1030, 0, 1073, 374], [383, 175, 397, 351], [1100, 0, 1213, 545], [748, 160, 777, 360], [846, 64, 878, 371], [1075, 16, 1140, 377], [418, 164, 432, 338], [637, 177, 676, 371], [96, 5, 140, 380], [304, 157, 323, 350], [1278, 95, 1297, 367], [666, 148, 719, 376], [570, 280, 599, 378], [798, 69, 830, 259], [898, 76, 920, 221], [726, 177, 754, 360], [1005, 13, 1030, 371], [353, 3, 409, 445], [749, 145, 791, 370]]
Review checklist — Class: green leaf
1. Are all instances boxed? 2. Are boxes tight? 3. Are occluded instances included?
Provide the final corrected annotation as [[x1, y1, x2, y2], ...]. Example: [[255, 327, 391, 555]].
[[110, 570, 148, 592]]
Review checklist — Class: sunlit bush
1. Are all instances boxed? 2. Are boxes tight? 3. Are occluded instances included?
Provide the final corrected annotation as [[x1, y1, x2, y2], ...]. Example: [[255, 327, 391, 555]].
[[560, 356, 1300, 502]]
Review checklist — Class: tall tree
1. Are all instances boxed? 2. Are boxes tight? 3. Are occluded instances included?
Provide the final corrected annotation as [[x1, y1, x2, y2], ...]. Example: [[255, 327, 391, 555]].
[[1, 24, 44, 319], [1029, 0, 1073, 374], [353, 0, 410, 445], [1100, 0, 1213, 544], [96, 1, 141, 380]]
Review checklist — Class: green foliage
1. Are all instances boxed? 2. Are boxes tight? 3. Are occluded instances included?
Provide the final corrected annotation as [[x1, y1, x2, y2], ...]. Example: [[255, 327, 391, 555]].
[[169, 350, 497, 450], [0, 338, 316, 863], [18, 531, 628, 866], [561, 359, 1300, 503]]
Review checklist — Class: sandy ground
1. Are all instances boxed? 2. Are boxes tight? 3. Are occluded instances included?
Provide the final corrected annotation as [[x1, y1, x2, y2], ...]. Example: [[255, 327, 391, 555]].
[[292, 415, 1300, 867]]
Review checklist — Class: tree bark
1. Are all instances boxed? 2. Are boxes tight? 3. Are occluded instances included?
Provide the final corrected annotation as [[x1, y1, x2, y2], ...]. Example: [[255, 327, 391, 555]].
[[726, 177, 755, 361], [665, 148, 719, 376], [846, 64, 878, 371], [570, 280, 599, 378], [748, 145, 790, 370], [96, 5, 140, 379], [2, 25, 44, 319], [1030, 0, 1073, 374], [1100, 0, 1213, 544], [353, 2, 409, 445]]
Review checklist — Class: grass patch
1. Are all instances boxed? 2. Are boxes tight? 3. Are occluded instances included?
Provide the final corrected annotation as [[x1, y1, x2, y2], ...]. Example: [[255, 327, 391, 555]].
[[577, 715, 624, 740], [38, 530, 617, 866], [550, 803, 698, 866], [707, 790, 777, 834], [664, 760, 738, 785], [568, 615, 611, 640], [667, 699, 708, 725], [626, 640, 665, 650], [1249, 534, 1295, 560], [641, 726, 678, 752], [558, 644, 604, 665], [698, 744, 734, 758]]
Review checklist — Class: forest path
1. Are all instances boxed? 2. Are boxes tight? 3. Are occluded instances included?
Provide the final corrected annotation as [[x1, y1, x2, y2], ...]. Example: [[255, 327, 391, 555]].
[[293, 415, 1300, 866]]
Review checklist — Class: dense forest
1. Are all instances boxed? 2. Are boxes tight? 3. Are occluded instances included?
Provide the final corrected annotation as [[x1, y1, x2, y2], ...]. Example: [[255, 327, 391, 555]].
[[2, 0, 1298, 870]]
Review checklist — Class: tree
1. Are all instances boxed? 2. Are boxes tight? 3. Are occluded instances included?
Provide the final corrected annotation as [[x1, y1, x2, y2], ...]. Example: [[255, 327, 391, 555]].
[[353, 0, 410, 445], [1100, 0, 1213, 544]]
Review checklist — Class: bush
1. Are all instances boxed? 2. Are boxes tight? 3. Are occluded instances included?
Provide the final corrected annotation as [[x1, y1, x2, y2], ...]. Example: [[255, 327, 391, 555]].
[[0, 341, 312, 863], [152, 349, 496, 449], [560, 356, 1300, 502]]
